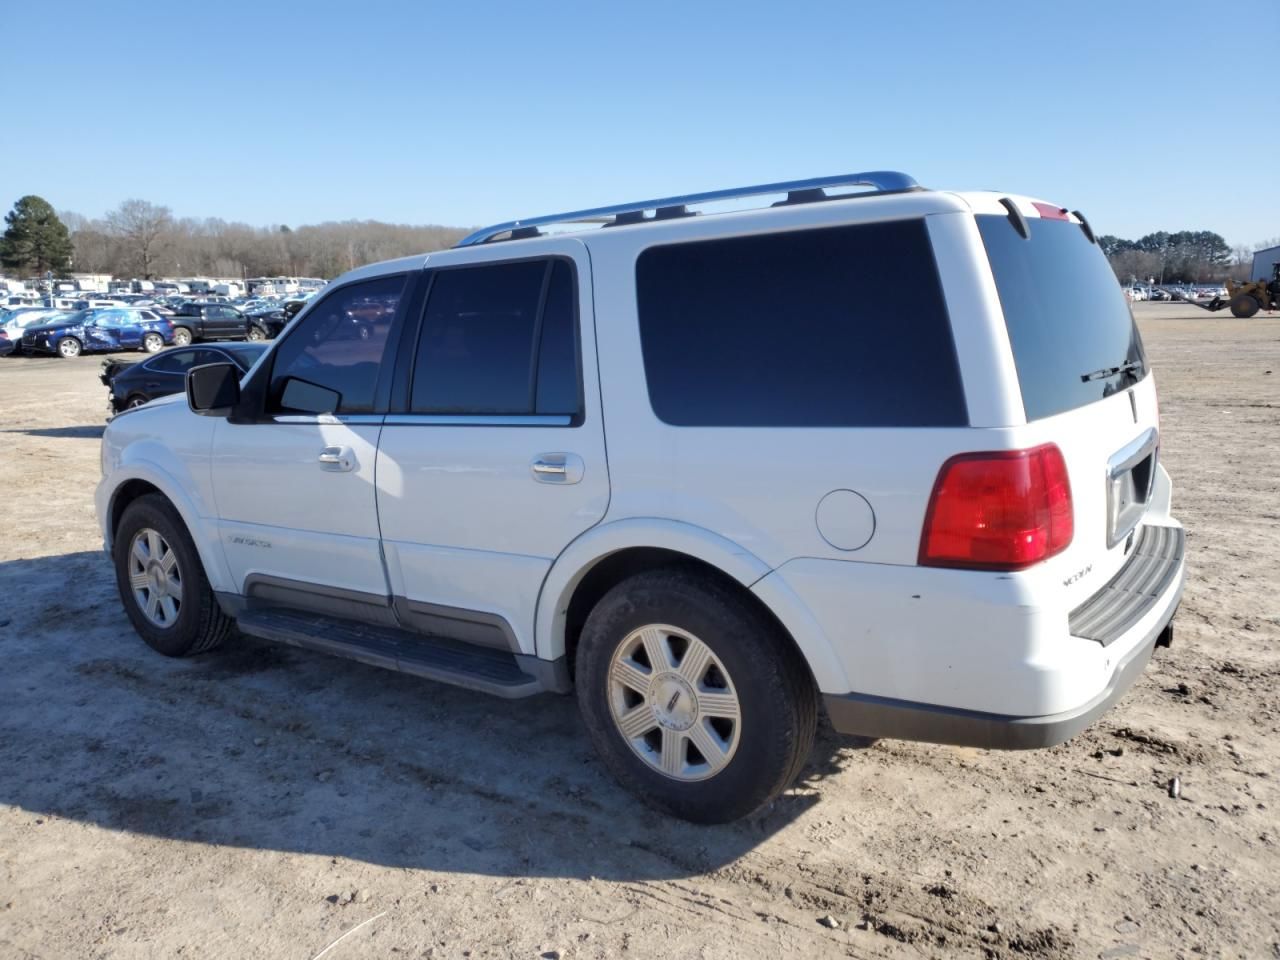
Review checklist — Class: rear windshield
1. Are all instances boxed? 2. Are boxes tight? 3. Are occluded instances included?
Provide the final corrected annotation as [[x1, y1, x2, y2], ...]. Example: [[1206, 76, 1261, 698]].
[[977, 213, 1147, 421]]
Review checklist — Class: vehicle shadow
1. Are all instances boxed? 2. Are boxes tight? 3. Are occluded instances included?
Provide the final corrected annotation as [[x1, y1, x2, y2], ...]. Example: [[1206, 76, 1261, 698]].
[[3, 425, 106, 439], [0, 551, 855, 882]]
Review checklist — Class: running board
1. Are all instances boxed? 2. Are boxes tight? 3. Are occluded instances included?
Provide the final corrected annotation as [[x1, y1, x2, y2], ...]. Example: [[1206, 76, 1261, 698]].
[[235, 608, 544, 698]]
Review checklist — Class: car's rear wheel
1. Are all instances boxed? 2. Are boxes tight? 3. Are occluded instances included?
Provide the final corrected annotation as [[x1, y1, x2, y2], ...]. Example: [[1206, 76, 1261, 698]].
[[141, 332, 164, 353], [1231, 294, 1261, 318], [172, 326, 193, 346], [576, 568, 817, 823], [113, 494, 232, 657], [57, 337, 82, 358]]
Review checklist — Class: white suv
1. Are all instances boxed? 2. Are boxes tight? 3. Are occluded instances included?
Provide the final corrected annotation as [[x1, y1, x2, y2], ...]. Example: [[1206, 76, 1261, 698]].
[[96, 172, 1185, 823]]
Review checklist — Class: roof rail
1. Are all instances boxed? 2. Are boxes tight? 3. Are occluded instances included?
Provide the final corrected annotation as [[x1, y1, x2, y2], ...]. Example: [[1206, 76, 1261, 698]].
[[456, 170, 921, 246]]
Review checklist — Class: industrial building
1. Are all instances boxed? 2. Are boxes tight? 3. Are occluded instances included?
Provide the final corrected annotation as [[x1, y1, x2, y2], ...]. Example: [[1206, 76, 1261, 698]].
[[1253, 244, 1280, 281]]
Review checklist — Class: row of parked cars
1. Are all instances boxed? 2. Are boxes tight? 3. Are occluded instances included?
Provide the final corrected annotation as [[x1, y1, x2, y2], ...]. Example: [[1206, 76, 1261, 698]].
[[1125, 284, 1229, 302], [0, 292, 315, 359]]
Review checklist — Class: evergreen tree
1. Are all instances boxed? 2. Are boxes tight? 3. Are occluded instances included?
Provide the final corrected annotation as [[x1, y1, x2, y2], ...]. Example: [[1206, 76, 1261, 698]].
[[0, 195, 74, 276]]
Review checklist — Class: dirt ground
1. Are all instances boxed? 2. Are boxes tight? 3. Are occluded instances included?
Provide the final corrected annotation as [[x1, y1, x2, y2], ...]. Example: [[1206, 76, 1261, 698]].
[[0, 303, 1276, 960]]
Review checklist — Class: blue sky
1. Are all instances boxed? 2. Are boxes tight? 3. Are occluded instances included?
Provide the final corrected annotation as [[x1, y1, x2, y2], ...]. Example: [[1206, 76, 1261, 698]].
[[3, 0, 1275, 247]]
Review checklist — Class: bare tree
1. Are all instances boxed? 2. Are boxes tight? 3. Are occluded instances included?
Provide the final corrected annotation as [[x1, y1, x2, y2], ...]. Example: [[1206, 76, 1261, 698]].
[[106, 199, 173, 279]]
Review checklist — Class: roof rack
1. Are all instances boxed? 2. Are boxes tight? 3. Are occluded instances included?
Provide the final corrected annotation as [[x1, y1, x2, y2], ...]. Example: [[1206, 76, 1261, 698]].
[[456, 170, 921, 247]]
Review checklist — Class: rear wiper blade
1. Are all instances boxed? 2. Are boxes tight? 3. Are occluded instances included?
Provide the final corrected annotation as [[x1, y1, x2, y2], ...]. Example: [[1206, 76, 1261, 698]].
[[1080, 360, 1142, 383]]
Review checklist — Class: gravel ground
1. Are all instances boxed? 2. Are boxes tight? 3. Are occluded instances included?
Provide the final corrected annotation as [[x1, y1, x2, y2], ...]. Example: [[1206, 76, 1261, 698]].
[[0, 303, 1277, 959]]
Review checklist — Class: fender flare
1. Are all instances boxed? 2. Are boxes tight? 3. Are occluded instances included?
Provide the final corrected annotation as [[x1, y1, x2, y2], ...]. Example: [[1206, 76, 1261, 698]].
[[534, 518, 849, 691], [103, 458, 233, 594]]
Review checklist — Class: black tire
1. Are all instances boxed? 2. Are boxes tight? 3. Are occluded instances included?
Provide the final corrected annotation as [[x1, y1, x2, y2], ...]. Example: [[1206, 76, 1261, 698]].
[[112, 493, 232, 657], [172, 326, 193, 347], [575, 567, 817, 823], [126, 394, 148, 409], [1230, 295, 1260, 319], [247, 325, 266, 341], [57, 336, 82, 358]]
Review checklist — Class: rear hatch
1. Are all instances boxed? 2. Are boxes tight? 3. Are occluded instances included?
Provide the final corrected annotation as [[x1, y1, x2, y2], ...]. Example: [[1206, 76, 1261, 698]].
[[975, 204, 1162, 606]]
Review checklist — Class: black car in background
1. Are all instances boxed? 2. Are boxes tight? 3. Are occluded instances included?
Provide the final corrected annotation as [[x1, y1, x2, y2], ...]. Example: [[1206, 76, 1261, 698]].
[[102, 342, 269, 414], [167, 302, 255, 345], [243, 304, 288, 340]]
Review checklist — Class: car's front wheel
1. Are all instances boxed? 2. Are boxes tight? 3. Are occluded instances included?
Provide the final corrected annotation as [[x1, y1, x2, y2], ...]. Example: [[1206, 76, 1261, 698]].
[[141, 332, 164, 353], [57, 337, 82, 358], [576, 568, 817, 823], [246, 325, 267, 341], [112, 494, 232, 657]]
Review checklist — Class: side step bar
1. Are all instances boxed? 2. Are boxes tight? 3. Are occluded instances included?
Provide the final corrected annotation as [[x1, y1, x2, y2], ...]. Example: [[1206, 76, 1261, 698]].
[[235, 608, 544, 698]]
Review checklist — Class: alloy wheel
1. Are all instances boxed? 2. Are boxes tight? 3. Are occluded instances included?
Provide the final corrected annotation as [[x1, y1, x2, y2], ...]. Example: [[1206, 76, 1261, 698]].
[[128, 527, 183, 628], [607, 624, 741, 781]]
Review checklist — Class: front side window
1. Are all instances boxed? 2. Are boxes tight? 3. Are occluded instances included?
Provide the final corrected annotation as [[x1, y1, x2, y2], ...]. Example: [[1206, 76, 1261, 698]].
[[409, 258, 580, 416], [267, 274, 405, 415], [636, 220, 967, 427]]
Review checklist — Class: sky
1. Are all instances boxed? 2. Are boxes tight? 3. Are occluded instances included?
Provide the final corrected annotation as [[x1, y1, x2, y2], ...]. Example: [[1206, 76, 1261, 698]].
[[2, 0, 1276, 248]]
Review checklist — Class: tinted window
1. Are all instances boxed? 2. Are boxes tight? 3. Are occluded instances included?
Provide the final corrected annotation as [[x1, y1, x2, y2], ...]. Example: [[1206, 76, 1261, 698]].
[[977, 214, 1147, 421], [268, 275, 405, 414], [535, 261, 579, 414], [147, 349, 197, 373], [636, 220, 966, 427], [410, 259, 579, 416], [228, 345, 268, 371], [147, 348, 221, 373]]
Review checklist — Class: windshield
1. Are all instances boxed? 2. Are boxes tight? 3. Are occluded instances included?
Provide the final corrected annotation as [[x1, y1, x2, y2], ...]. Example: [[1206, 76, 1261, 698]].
[[977, 213, 1148, 421]]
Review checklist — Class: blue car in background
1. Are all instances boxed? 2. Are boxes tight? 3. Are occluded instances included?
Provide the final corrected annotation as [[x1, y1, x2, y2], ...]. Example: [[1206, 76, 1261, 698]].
[[21, 308, 176, 358]]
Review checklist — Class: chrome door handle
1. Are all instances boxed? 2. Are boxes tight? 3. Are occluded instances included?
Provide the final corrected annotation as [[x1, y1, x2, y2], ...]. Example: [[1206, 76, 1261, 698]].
[[531, 453, 584, 484], [318, 446, 355, 472], [532, 460, 566, 477]]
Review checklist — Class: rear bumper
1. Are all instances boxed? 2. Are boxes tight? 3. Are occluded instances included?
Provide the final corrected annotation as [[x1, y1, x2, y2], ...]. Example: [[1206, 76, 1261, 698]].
[[822, 527, 1185, 749], [824, 604, 1178, 749]]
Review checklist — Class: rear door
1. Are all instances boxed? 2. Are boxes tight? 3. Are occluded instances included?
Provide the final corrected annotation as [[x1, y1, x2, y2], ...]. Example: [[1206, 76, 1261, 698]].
[[975, 206, 1161, 598], [374, 242, 608, 655]]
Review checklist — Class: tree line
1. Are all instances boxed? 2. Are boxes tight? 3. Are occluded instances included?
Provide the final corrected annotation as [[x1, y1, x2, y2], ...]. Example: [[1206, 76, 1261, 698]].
[[3, 193, 1272, 287], [1, 194, 469, 282], [1097, 229, 1261, 284]]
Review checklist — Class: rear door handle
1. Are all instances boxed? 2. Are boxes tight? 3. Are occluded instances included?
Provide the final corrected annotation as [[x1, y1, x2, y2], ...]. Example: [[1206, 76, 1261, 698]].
[[531, 453, 584, 484], [318, 446, 355, 472]]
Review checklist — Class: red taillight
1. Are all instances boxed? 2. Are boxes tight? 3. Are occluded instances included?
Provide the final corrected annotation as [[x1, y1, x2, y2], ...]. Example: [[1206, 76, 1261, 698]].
[[919, 444, 1073, 571]]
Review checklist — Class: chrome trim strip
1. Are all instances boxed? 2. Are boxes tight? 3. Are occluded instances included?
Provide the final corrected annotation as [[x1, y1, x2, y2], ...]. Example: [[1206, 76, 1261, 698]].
[[1109, 427, 1159, 476], [458, 171, 921, 246], [382, 414, 572, 426], [1107, 427, 1159, 547], [271, 414, 385, 425]]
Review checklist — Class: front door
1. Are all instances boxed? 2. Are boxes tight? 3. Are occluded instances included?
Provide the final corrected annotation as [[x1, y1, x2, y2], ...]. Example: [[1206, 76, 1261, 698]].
[[211, 273, 411, 615], [375, 242, 608, 654]]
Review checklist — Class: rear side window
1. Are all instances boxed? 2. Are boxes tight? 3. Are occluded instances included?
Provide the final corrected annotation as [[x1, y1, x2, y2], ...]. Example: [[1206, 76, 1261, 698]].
[[410, 258, 580, 417], [977, 214, 1148, 421], [635, 220, 967, 427]]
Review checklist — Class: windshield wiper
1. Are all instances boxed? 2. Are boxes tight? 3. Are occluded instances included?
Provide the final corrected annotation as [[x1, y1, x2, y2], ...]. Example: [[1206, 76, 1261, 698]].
[[1080, 360, 1142, 383]]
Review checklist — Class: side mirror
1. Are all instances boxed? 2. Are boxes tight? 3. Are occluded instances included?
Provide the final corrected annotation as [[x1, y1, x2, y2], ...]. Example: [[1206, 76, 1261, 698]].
[[187, 362, 241, 416]]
